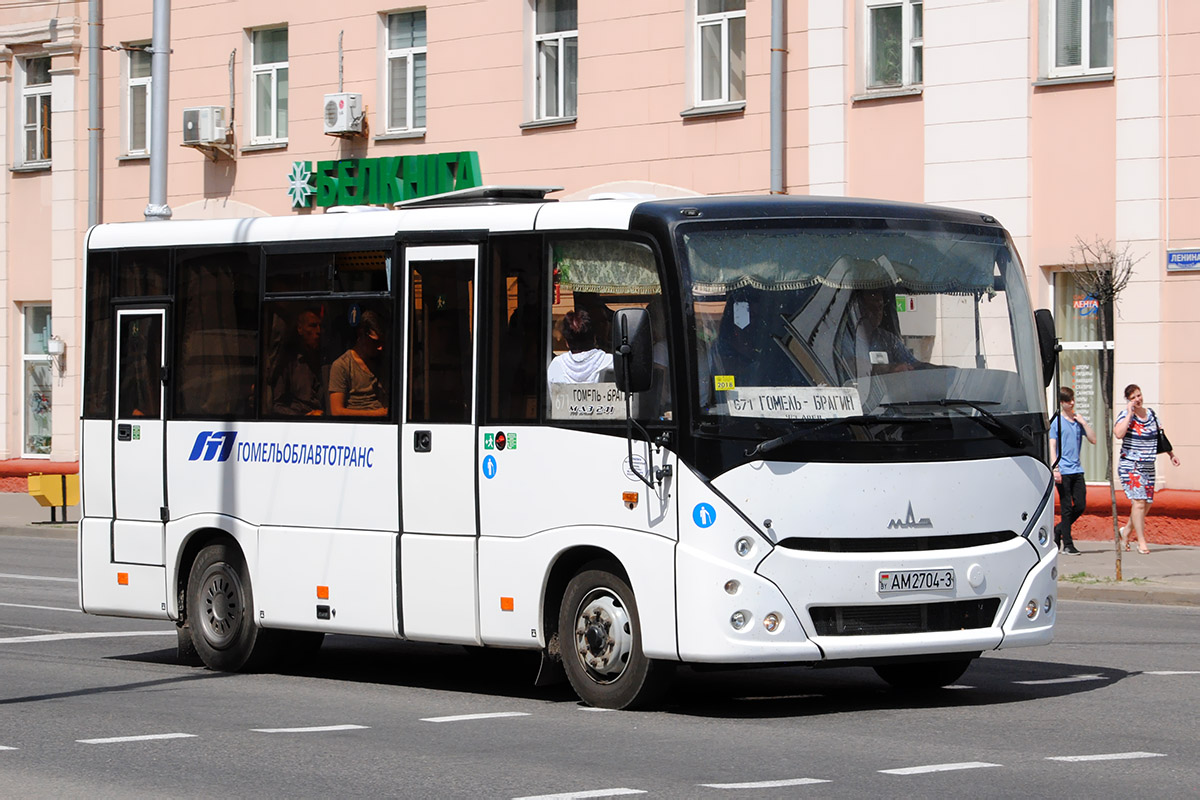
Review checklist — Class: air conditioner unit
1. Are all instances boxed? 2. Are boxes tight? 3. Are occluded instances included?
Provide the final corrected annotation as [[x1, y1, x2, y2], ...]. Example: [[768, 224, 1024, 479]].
[[182, 106, 226, 145], [323, 93, 363, 135]]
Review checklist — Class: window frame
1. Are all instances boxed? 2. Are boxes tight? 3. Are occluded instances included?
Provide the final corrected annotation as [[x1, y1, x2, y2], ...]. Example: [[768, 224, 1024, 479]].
[[249, 27, 289, 145], [18, 55, 52, 167], [863, 0, 923, 92], [1047, 0, 1113, 79], [694, 1, 746, 107], [126, 45, 152, 156], [21, 304, 53, 457], [384, 10, 428, 134], [532, 0, 578, 122]]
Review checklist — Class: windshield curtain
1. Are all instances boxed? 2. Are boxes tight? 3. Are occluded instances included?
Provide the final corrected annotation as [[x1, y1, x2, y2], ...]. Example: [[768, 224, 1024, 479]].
[[680, 219, 1045, 430]]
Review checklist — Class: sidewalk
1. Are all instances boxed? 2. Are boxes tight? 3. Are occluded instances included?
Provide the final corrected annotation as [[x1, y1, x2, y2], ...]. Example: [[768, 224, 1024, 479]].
[[3, 492, 1197, 608]]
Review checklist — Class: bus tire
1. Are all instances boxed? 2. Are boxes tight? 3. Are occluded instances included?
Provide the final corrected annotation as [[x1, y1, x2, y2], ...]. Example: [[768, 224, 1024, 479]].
[[558, 568, 672, 709], [873, 657, 973, 691], [186, 543, 277, 672]]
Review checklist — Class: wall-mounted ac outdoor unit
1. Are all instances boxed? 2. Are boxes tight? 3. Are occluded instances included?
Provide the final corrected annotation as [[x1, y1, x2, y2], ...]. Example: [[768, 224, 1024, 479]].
[[182, 106, 227, 144], [323, 93, 363, 135]]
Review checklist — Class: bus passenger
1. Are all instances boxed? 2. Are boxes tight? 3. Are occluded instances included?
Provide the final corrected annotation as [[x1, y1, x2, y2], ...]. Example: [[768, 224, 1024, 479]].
[[329, 310, 388, 417], [547, 310, 614, 384], [271, 308, 325, 416]]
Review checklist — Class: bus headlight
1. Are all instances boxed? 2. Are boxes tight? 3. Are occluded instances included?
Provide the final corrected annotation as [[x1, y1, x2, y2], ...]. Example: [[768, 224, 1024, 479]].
[[730, 610, 750, 630], [1044, 596, 1053, 614], [724, 580, 740, 595], [1037, 527, 1049, 546], [734, 538, 753, 557], [1025, 599, 1039, 619], [763, 612, 782, 633]]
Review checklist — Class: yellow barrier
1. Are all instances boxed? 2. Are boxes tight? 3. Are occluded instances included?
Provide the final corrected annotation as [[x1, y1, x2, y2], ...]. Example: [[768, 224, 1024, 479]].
[[28, 473, 80, 508]]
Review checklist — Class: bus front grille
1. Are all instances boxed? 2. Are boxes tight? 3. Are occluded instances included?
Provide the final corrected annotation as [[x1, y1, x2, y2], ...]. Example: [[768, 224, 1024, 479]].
[[777, 532, 1015, 552], [809, 598, 1002, 636]]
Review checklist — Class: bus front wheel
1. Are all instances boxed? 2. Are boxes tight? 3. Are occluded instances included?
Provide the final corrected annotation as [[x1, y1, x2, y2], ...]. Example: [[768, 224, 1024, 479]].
[[873, 657, 974, 691], [558, 568, 672, 709], [186, 543, 277, 672]]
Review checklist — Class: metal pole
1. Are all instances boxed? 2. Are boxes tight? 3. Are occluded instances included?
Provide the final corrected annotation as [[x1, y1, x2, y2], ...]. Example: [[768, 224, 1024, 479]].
[[770, 0, 785, 194], [145, 0, 171, 220], [88, 0, 101, 227]]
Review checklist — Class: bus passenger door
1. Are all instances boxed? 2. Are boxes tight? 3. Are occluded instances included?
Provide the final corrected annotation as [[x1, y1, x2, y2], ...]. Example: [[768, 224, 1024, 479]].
[[112, 309, 167, 567], [399, 243, 481, 643]]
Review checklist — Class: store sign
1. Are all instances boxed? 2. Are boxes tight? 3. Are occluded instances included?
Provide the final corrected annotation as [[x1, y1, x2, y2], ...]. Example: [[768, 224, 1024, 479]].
[[1167, 249, 1200, 272], [287, 151, 482, 209]]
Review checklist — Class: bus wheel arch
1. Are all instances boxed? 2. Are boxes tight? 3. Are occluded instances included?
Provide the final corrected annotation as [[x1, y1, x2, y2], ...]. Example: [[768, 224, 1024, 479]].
[[554, 556, 673, 709]]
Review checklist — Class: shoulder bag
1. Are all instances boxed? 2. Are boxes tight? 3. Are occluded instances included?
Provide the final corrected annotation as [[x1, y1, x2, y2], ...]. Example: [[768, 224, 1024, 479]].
[[1153, 409, 1173, 454]]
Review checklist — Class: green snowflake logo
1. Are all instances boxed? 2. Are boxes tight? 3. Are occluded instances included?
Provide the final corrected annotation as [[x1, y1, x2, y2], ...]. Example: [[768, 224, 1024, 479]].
[[287, 161, 316, 208]]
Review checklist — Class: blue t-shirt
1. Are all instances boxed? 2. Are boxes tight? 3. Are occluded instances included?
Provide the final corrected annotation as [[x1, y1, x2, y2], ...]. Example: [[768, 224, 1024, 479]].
[[1049, 415, 1085, 474]]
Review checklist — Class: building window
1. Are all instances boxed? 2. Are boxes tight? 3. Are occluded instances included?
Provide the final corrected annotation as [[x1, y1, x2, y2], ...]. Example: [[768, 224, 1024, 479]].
[[22, 305, 53, 456], [251, 27, 288, 143], [865, 0, 922, 89], [127, 46, 152, 155], [696, 1, 745, 106], [20, 56, 52, 165], [1049, 0, 1112, 77], [534, 0, 577, 120], [386, 10, 427, 132]]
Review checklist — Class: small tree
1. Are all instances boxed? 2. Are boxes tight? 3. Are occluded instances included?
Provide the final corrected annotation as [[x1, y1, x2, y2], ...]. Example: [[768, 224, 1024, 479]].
[[1064, 237, 1140, 580]]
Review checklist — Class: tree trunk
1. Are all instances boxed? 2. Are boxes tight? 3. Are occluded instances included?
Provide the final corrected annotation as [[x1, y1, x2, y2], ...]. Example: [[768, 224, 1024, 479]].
[[1097, 305, 1121, 581]]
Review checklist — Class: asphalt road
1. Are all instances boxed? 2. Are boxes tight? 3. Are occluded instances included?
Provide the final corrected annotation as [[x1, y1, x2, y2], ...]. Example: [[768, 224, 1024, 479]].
[[2, 534, 1198, 799]]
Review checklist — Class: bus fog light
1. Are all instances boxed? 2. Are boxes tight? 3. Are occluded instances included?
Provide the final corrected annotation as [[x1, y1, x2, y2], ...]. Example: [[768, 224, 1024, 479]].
[[730, 610, 750, 630], [724, 580, 740, 595], [1051, 566, 1058, 580], [1037, 527, 1048, 546], [735, 538, 753, 557], [1026, 600, 1039, 619], [1044, 596, 1053, 614], [763, 612, 782, 633]]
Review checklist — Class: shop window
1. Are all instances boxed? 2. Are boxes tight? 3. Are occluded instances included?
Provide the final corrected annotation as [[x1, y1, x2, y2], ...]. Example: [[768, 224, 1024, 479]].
[[22, 305, 53, 456], [1054, 271, 1112, 482]]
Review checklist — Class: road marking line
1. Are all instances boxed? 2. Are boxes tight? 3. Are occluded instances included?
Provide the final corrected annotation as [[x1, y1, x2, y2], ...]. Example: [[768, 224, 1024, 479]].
[[252, 725, 369, 733], [421, 711, 531, 723], [1014, 674, 1107, 685], [1146, 670, 1200, 676], [0, 746, 17, 751], [78, 733, 196, 745], [880, 762, 1000, 775], [512, 790, 645, 800], [0, 630, 174, 644], [0, 602, 81, 614], [701, 778, 831, 789], [1048, 752, 1165, 762], [0, 572, 76, 583], [945, 685, 975, 690], [577, 707, 613, 712]]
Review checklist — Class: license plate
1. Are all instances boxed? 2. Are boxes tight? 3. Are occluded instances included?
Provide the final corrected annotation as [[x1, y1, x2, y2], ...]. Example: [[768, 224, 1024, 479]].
[[877, 568, 955, 594]]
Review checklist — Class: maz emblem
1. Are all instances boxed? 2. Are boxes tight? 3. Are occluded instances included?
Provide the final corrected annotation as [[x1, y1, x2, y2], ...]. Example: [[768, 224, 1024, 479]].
[[888, 502, 933, 529]]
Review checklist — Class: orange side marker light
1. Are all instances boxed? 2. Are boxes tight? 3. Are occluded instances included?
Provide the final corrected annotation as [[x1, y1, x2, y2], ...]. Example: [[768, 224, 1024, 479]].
[[117, 572, 129, 586], [623, 491, 639, 510], [317, 586, 330, 600], [500, 597, 515, 612]]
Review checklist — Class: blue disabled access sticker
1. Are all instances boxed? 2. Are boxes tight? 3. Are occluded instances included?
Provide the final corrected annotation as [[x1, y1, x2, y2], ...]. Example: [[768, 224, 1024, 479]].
[[693, 502, 716, 528], [482, 455, 497, 480]]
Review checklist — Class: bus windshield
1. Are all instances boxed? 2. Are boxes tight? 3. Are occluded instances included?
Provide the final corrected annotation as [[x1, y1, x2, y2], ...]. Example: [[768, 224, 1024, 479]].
[[681, 218, 1045, 439]]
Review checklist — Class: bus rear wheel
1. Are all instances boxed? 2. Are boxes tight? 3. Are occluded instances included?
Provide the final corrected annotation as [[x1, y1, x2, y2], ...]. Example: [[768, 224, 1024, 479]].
[[186, 543, 277, 672], [558, 568, 671, 709], [873, 657, 974, 691]]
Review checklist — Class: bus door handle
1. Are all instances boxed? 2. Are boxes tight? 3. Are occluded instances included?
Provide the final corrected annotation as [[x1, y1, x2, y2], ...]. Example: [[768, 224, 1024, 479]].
[[414, 430, 432, 452]]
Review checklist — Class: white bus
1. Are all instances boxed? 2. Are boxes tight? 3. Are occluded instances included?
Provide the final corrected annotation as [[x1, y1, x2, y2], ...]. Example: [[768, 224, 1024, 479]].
[[79, 189, 1061, 709]]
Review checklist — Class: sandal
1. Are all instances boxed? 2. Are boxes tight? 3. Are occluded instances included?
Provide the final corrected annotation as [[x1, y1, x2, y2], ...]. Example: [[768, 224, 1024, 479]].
[[1138, 547, 1150, 555]]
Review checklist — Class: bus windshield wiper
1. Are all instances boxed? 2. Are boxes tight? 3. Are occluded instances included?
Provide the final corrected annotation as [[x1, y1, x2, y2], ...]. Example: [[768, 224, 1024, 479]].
[[879, 399, 1032, 448], [746, 415, 882, 458]]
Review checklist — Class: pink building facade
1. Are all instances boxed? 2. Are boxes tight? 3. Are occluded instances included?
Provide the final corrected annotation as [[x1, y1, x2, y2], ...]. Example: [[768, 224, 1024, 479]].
[[0, 0, 1196, 489]]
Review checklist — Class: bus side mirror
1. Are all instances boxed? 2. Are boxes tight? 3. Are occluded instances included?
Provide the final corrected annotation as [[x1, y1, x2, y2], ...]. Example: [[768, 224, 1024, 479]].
[[612, 308, 653, 394], [1034, 308, 1059, 388]]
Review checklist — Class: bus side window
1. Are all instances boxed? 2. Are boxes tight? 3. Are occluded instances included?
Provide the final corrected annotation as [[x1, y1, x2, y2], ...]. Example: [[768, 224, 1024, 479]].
[[83, 251, 115, 419], [547, 238, 671, 423], [174, 247, 260, 419], [487, 235, 543, 423]]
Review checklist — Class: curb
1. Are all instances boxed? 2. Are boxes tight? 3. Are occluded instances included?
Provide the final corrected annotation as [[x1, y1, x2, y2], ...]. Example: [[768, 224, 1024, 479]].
[[1057, 581, 1200, 607], [0, 525, 74, 541]]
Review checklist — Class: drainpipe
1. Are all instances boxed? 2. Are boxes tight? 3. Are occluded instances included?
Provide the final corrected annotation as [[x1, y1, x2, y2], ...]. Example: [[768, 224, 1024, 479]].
[[770, 0, 785, 194], [87, 0, 101, 227], [144, 0, 171, 220]]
